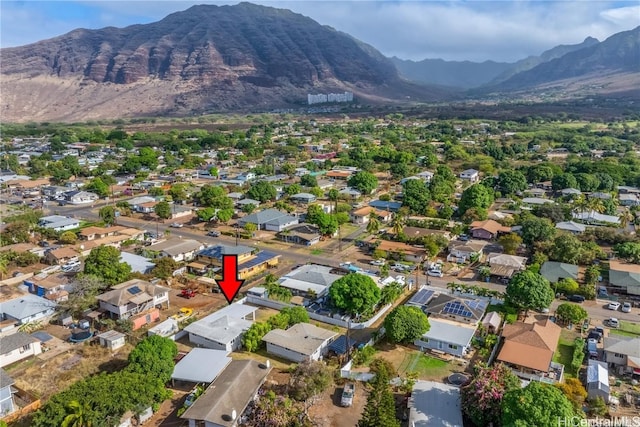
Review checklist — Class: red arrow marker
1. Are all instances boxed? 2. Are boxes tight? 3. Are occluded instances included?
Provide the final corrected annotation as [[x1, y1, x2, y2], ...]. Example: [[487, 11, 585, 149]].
[[217, 254, 245, 304]]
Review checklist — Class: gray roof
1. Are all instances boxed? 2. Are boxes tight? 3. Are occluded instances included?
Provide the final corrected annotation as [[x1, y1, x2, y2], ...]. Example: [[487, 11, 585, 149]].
[[522, 197, 554, 205], [418, 318, 477, 347], [146, 239, 204, 257], [236, 198, 260, 206], [556, 221, 586, 233], [409, 380, 464, 427], [119, 252, 155, 274], [184, 304, 257, 344], [172, 348, 232, 383], [281, 264, 343, 287], [603, 336, 640, 358], [587, 360, 609, 389], [262, 323, 338, 356], [0, 293, 57, 321], [290, 193, 316, 200], [0, 332, 39, 354], [239, 208, 289, 225], [539, 261, 579, 283], [97, 279, 168, 307], [609, 269, 640, 288], [561, 188, 582, 194], [181, 360, 271, 426], [0, 368, 15, 388], [425, 294, 488, 322], [198, 244, 254, 259]]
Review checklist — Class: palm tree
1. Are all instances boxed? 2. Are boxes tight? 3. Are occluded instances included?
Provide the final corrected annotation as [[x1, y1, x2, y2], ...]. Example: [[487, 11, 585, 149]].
[[572, 195, 589, 216], [61, 400, 93, 427], [366, 211, 380, 235], [587, 197, 605, 214], [0, 257, 8, 280], [619, 210, 634, 230], [390, 212, 405, 237]]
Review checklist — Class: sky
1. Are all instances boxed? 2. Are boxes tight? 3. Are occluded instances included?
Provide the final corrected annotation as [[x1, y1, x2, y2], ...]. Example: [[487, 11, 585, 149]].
[[1, 1, 638, 62]]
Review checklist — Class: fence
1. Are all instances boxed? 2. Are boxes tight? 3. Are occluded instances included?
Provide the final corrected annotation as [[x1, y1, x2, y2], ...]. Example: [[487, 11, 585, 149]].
[[1, 386, 41, 423]]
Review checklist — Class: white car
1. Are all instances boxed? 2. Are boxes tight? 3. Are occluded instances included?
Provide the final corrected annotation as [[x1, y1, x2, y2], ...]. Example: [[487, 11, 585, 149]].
[[607, 302, 621, 311], [621, 302, 632, 313], [370, 259, 386, 266], [607, 318, 620, 328], [170, 222, 184, 228], [427, 269, 443, 278]]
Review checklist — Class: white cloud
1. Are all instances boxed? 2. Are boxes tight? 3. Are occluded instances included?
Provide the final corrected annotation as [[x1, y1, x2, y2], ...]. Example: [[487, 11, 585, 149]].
[[1, 1, 638, 62]]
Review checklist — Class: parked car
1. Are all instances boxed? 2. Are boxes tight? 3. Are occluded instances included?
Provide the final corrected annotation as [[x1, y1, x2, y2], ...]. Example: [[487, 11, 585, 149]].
[[567, 295, 585, 303], [587, 330, 602, 343], [607, 302, 621, 311], [207, 230, 221, 237], [457, 234, 469, 241], [582, 318, 590, 331], [38, 241, 50, 247], [427, 270, 444, 278], [184, 392, 196, 407], [370, 259, 386, 266], [597, 286, 608, 297], [586, 338, 598, 359], [606, 318, 620, 328], [170, 222, 183, 228], [341, 383, 355, 407], [622, 302, 632, 313]]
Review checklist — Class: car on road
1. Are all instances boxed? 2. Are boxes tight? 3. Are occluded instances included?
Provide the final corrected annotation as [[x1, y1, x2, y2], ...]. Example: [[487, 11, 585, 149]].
[[606, 318, 620, 328], [370, 259, 386, 266], [427, 269, 443, 278], [170, 222, 183, 228], [622, 302, 632, 313], [567, 295, 585, 303], [607, 302, 621, 311], [207, 230, 221, 237]]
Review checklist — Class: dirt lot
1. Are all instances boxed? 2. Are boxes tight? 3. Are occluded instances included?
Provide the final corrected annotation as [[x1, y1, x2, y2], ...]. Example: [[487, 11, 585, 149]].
[[308, 381, 368, 427]]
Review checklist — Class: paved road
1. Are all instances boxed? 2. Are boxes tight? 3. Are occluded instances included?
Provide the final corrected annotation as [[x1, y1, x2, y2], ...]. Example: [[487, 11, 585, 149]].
[[54, 200, 640, 327]]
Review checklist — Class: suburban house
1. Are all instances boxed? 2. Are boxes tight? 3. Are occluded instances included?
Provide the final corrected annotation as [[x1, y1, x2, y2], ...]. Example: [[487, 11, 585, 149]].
[[573, 210, 620, 226], [38, 215, 80, 232], [0, 332, 42, 368], [262, 323, 338, 362], [414, 318, 477, 357], [603, 336, 640, 375], [0, 368, 16, 417], [368, 200, 402, 213], [44, 247, 80, 265], [193, 245, 280, 280], [96, 279, 170, 329], [180, 360, 271, 427], [289, 193, 317, 204], [171, 348, 232, 385], [24, 273, 69, 302], [587, 360, 610, 403], [185, 303, 257, 352], [561, 188, 582, 197], [447, 240, 488, 263], [608, 261, 640, 295], [65, 190, 98, 204], [350, 206, 392, 224], [276, 264, 345, 299], [423, 294, 488, 324], [459, 169, 479, 183], [0, 293, 57, 326], [277, 223, 321, 246], [409, 381, 464, 427], [539, 261, 579, 283], [145, 239, 205, 262], [521, 197, 554, 209], [481, 311, 501, 334], [120, 252, 155, 274], [236, 199, 260, 209], [79, 226, 119, 241], [496, 319, 564, 383], [555, 221, 586, 234], [403, 227, 451, 241], [486, 253, 528, 279], [375, 240, 426, 263], [469, 220, 511, 240], [619, 193, 640, 207], [237, 209, 299, 232]]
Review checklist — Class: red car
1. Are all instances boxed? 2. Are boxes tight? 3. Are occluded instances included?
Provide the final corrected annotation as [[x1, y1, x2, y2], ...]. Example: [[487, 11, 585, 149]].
[[180, 289, 196, 299]]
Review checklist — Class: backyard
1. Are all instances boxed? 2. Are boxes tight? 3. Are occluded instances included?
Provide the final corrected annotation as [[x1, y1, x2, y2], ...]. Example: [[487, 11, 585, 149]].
[[375, 343, 460, 381], [610, 321, 640, 338]]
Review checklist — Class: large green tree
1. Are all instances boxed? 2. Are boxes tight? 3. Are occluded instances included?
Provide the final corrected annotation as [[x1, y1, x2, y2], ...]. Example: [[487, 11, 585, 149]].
[[83, 246, 131, 285], [193, 184, 234, 209], [289, 360, 332, 403], [501, 381, 581, 427], [329, 273, 381, 316], [497, 170, 528, 196], [99, 206, 116, 226], [154, 201, 172, 219], [383, 305, 430, 343], [126, 335, 178, 383], [358, 359, 399, 427], [556, 303, 588, 325], [348, 171, 378, 195], [520, 215, 556, 246], [246, 181, 277, 203], [402, 179, 431, 215], [458, 184, 494, 218], [505, 270, 554, 316], [242, 322, 272, 352], [461, 363, 520, 427]]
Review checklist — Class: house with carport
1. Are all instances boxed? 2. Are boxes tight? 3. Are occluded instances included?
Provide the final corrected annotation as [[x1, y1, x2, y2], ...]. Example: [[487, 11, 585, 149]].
[[277, 223, 321, 246], [608, 261, 640, 295], [193, 245, 280, 280], [262, 323, 338, 362], [539, 261, 579, 284], [237, 208, 298, 232], [184, 303, 257, 352], [486, 253, 527, 279]]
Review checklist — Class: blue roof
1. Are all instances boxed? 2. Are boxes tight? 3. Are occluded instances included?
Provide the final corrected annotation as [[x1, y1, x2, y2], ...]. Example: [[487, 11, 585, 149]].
[[198, 245, 254, 259], [368, 200, 402, 212], [328, 335, 363, 355], [240, 251, 279, 271], [32, 331, 54, 342]]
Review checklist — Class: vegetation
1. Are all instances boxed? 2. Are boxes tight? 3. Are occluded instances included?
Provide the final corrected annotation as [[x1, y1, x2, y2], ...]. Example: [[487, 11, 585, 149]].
[[358, 358, 399, 427], [383, 305, 430, 344], [505, 270, 554, 316], [556, 303, 588, 325], [501, 381, 582, 427], [83, 246, 131, 285], [329, 273, 381, 316]]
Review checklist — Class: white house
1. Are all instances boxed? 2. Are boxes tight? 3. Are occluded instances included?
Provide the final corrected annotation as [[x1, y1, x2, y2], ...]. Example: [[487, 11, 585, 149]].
[[414, 318, 477, 357], [184, 303, 257, 352], [145, 239, 205, 262], [0, 333, 42, 368], [0, 293, 57, 326], [65, 190, 99, 205], [96, 279, 169, 320], [38, 215, 80, 232], [0, 369, 16, 417], [262, 323, 338, 362], [459, 169, 479, 183]]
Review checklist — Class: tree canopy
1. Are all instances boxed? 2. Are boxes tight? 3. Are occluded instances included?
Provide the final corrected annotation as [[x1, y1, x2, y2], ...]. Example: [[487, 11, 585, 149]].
[[383, 305, 430, 343], [520, 215, 556, 246], [154, 201, 172, 219], [556, 303, 588, 325], [246, 181, 277, 203], [501, 381, 581, 427], [329, 273, 381, 316], [358, 358, 399, 427], [126, 335, 178, 383], [348, 171, 378, 195], [83, 246, 131, 285], [505, 270, 554, 315], [402, 179, 431, 215], [458, 184, 494, 219]]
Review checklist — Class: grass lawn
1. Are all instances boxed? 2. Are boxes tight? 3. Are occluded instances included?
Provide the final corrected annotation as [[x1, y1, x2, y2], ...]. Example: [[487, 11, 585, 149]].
[[619, 321, 640, 336], [487, 303, 518, 324], [310, 249, 324, 255], [553, 335, 577, 378], [397, 351, 452, 381]]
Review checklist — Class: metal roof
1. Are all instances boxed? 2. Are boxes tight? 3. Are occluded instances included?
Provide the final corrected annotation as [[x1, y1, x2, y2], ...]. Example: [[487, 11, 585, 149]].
[[172, 348, 232, 383], [0, 293, 57, 321]]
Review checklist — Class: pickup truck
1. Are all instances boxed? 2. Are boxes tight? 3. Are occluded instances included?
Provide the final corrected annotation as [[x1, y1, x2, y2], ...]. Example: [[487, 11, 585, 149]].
[[341, 383, 355, 407]]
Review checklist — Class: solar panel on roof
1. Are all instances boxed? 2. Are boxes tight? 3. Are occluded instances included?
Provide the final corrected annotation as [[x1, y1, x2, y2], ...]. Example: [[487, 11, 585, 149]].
[[127, 286, 142, 295], [443, 301, 473, 318], [466, 300, 488, 311], [409, 289, 434, 306]]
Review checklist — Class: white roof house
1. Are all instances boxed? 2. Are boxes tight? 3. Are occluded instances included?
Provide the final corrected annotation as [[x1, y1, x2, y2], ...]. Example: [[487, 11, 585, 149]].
[[262, 323, 338, 363], [587, 360, 610, 403], [0, 293, 57, 325], [573, 211, 620, 225], [277, 264, 344, 298], [146, 239, 205, 262], [171, 348, 232, 384], [409, 381, 464, 427], [556, 221, 586, 234], [414, 318, 477, 357], [184, 303, 258, 352], [38, 215, 80, 232]]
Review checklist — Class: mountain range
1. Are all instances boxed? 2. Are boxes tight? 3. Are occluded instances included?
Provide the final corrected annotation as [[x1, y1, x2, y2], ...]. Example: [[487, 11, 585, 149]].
[[1, 3, 638, 122]]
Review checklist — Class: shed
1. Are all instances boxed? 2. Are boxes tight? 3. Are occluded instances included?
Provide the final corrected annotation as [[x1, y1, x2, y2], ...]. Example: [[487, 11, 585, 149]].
[[482, 311, 501, 334], [97, 330, 126, 351], [587, 360, 610, 403]]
